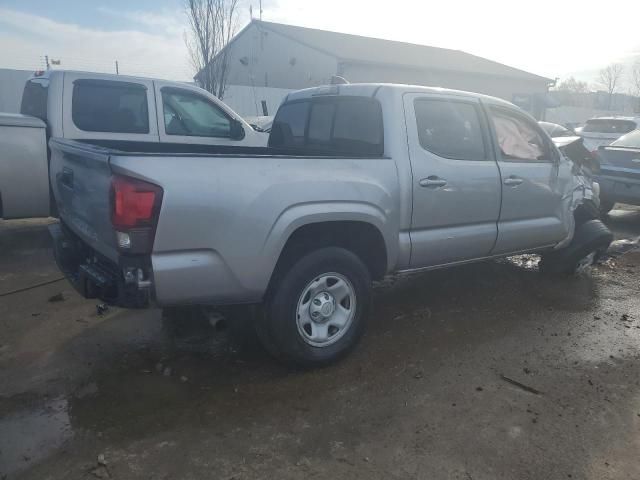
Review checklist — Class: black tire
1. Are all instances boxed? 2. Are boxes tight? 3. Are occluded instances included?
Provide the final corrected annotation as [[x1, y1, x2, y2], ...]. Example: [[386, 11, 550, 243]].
[[539, 219, 613, 275], [260, 247, 372, 368], [574, 200, 600, 225], [599, 198, 615, 216]]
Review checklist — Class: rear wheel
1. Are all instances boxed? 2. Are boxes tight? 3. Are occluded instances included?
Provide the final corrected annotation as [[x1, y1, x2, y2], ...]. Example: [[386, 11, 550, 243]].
[[539, 220, 613, 275], [258, 247, 371, 367]]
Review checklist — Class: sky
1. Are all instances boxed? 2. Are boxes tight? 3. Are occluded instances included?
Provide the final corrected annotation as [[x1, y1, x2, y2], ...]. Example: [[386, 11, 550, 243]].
[[1, 0, 640, 89]]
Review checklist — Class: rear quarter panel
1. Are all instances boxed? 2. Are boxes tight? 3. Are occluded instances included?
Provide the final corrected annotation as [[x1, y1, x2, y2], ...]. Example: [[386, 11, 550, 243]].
[[109, 154, 401, 305]]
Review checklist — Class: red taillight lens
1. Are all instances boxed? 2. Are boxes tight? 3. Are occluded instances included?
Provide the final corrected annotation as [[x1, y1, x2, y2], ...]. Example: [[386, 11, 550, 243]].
[[111, 176, 163, 229]]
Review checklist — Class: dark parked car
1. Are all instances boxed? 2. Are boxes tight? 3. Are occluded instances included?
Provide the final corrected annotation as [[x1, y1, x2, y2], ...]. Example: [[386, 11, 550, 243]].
[[596, 129, 640, 214]]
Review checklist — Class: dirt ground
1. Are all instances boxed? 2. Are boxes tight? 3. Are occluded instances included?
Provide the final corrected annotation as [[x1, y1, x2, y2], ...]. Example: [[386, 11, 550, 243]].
[[1, 210, 639, 480]]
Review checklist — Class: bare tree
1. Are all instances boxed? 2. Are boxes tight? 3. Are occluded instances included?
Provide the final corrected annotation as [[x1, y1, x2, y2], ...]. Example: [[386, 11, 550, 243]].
[[553, 76, 590, 106], [185, 0, 240, 99], [629, 60, 640, 113], [556, 76, 589, 94], [598, 63, 624, 109]]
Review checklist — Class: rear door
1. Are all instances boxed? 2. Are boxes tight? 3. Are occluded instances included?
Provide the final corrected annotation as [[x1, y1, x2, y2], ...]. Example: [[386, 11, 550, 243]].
[[487, 105, 565, 254], [404, 93, 501, 267]]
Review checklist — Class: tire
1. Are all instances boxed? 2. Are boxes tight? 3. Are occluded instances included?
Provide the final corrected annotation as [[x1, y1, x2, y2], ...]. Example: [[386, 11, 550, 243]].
[[539, 220, 613, 276], [599, 198, 615, 216], [259, 247, 372, 368], [574, 200, 600, 225]]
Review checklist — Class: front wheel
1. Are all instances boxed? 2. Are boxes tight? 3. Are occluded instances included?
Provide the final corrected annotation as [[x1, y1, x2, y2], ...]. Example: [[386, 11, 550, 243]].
[[259, 247, 372, 367], [539, 220, 613, 275]]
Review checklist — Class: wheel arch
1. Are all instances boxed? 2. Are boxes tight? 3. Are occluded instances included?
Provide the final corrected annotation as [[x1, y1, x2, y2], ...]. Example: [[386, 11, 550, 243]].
[[262, 203, 395, 296]]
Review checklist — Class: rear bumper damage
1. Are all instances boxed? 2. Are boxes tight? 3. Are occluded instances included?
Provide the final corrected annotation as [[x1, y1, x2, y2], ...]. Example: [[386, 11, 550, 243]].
[[49, 222, 153, 308]]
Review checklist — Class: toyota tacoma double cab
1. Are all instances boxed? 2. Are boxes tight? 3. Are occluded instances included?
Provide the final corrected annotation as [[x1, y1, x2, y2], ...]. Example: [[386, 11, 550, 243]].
[[49, 83, 612, 366]]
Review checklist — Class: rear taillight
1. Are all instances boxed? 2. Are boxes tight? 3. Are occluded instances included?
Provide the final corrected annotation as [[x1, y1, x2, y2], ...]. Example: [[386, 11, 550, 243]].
[[110, 175, 163, 253]]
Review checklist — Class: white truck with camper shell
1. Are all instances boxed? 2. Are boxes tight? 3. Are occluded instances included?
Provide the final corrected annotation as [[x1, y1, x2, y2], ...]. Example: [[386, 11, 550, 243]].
[[0, 70, 264, 220]]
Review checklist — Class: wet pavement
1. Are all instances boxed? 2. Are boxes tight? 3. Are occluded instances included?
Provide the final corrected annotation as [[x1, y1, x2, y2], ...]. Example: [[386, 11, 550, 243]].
[[1, 209, 639, 479]]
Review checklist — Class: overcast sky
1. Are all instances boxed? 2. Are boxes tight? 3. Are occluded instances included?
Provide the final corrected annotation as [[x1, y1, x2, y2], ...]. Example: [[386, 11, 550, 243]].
[[1, 0, 639, 89]]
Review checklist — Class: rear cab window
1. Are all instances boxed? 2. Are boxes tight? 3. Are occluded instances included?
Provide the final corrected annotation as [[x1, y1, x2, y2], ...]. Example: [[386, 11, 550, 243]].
[[582, 119, 637, 134], [72, 79, 149, 134], [269, 96, 384, 156]]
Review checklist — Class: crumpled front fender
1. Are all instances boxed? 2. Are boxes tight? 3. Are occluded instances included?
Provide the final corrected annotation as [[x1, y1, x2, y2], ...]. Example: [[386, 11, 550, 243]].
[[554, 162, 599, 250]]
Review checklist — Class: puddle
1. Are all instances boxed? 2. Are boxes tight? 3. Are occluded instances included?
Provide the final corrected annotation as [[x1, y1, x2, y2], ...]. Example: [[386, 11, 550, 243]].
[[0, 397, 73, 477]]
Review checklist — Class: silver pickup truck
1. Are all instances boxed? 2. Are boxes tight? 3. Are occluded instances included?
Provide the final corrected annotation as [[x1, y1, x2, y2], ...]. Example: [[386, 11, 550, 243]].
[[49, 83, 612, 366], [0, 70, 264, 219]]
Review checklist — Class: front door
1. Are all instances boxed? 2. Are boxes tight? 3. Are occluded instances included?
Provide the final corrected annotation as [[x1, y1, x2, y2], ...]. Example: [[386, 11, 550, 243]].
[[404, 93, 501, 267], [487, 106, 566, 255]]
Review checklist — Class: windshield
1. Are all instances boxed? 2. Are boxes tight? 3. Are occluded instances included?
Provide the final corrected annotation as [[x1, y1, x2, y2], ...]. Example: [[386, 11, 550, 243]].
[[610, 129, 640, 148], [582, 119, 637, 134]]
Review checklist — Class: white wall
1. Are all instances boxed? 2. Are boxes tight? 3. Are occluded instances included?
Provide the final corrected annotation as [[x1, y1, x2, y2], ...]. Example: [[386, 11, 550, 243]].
[[224, 23, 339, 90], [222, 85, 292, 117], [0, 69, 31, 113]]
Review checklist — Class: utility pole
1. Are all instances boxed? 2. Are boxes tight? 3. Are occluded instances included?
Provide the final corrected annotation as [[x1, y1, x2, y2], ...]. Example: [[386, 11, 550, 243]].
[[115, 60, 119, 75], [259, 0, 262, 20], [45, 55, 50, 70]]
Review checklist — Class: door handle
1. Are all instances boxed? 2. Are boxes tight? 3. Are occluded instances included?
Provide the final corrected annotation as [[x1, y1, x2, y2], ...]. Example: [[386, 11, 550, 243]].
[[503, 176, 523, 187], [59, 167, 74, 189], [419, 176, 447, 188]]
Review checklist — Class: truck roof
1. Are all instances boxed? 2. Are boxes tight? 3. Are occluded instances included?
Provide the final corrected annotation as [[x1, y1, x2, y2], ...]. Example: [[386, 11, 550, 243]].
[[26, 69, 195, 90], [285, 83, 517, 109]]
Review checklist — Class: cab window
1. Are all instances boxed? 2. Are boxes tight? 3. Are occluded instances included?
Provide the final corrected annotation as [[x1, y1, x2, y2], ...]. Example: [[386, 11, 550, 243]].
[[490, 107, 552, 162], [72, 80, 149, 134], [161, 88, 231, 138], [414, 98, 486, 160]]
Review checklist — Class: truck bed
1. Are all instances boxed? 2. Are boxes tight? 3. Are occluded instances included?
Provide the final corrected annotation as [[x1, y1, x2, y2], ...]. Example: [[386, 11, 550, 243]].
[[48, 137, 400, 307]]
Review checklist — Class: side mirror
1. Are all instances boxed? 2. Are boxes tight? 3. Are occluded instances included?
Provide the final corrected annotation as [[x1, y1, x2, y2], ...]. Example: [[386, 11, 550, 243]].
[[230, 119, 245, 141]]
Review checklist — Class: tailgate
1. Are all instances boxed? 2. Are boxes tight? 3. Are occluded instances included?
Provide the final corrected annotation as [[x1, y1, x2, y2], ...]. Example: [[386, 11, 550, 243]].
[[49, 138, 119, 261]]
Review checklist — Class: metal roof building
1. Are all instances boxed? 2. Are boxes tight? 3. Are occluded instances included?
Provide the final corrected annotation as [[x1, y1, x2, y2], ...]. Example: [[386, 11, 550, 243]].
[[199, 20, 553, 118]]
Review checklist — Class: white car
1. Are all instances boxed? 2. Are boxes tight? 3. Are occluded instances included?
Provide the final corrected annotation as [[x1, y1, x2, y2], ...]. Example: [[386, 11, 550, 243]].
[[574, 116, 640, 152]]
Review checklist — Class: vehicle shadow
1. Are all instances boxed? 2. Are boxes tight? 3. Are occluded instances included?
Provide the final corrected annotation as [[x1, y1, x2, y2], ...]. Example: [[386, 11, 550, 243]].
[[54, 256, 602, 438]]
